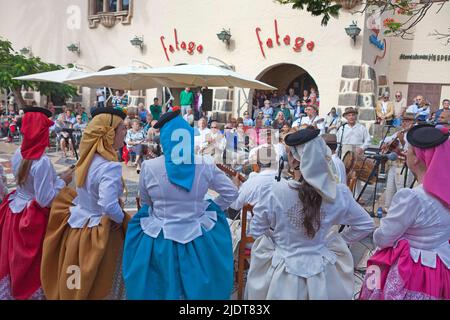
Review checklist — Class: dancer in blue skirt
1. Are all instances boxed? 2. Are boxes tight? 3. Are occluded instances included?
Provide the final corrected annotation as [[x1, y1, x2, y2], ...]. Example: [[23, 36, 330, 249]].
[[123, 109, 238, 299]]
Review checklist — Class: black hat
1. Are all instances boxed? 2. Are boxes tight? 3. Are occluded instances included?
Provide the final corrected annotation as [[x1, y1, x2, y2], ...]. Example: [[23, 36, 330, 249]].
[[284, 128, 320, 146], [91, 107, 126, 120], [23, 106, 52, 118], [407, 124, 449, 149], [154, 110, 181, 129]]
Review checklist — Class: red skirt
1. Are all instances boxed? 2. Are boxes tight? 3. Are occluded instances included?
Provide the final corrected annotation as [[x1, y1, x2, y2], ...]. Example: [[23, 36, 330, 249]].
[[0, 191, 49, 300], [359, 239, 449, 300]]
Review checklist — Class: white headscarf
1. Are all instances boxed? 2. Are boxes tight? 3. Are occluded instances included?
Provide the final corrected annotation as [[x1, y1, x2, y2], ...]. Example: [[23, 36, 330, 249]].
[[290, 136, 337, 202]]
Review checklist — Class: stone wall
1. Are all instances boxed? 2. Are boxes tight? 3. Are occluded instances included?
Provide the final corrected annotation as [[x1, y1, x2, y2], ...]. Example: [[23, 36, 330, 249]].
[[337, 63, 377, 135]]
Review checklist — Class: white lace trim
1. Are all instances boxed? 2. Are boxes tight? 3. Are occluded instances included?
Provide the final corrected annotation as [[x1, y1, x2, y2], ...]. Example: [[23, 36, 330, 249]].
[[140, 208, 218, 244], [0, 276, 45, 300]]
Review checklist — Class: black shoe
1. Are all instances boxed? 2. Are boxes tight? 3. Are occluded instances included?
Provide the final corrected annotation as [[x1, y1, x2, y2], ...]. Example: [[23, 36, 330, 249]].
[[136, 168, 141, 174]]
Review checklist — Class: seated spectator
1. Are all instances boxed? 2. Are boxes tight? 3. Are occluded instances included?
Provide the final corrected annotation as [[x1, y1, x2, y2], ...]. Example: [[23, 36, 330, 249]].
[[263, 114, 272, 127], [273, 100, 292, 124], [137, 102, 148, 123], [125, 119, 147, 173], [272, 111, 287, 130], [143, 113, 154, 133], [243, 111, 254, 126], [183, 108, 195, 126], [72, 115, 87, 148], [55, 113, 75, 158]]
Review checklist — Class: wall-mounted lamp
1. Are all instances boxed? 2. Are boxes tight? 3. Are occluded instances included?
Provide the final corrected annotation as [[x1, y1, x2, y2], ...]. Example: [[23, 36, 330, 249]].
[[19, 47, 32, 56], [216, 29, 232, 45], [67, 42, 80, 54], [345, 21, 361, 45], [130, 35, 144, 49]]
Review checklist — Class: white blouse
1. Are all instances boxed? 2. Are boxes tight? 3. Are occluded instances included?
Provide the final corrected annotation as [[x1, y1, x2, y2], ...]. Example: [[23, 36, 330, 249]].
[[250, 182, 374, 278], [139, 155, 238, 244], [374, 185, 450, 269], [9, 148, 65, 213], [68, 154, 124, 228]]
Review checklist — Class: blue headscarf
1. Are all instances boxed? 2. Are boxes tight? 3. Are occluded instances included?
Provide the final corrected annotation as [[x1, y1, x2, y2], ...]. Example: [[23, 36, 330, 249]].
[[160, 114, 195, 192]]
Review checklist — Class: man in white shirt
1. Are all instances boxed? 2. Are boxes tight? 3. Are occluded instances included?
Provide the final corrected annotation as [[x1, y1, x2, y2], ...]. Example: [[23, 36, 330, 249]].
[[183, 108, 195, 127], [322, 134, 347, 185], [194, 117, 211, 153], [294, 105, 325, 134], [336, 107, 371, 159]]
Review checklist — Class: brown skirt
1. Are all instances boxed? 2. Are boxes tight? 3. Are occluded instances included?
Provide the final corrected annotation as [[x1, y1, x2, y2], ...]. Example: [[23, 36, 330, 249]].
[[40, 187, 130, 300]]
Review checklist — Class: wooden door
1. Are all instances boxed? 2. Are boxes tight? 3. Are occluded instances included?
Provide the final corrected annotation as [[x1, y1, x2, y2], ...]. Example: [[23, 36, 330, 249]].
[[407, 83, 442, 114]]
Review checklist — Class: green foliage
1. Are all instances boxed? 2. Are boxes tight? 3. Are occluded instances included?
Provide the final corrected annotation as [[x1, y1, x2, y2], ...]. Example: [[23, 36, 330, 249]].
[[277, 0, 342, 26], [0, 37, 76, 103]]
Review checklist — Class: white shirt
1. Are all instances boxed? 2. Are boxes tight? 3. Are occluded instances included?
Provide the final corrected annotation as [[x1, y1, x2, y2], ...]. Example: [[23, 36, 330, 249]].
[[195, 127, 211, 149], [68, 154, 124, 228], [336, 123, 371, 149], [8, 148, 65, 213], [138, 155, 238, 244], [183, 113, 194, 126], [230, 169, 278, 211], [374, 185, 450, 269], [331, 154, 347, 185], [250, 182, 374, 278]]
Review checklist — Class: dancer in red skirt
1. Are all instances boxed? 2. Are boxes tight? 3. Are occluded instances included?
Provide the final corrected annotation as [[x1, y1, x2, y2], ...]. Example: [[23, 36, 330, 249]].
[[0, 107, 72, 300]]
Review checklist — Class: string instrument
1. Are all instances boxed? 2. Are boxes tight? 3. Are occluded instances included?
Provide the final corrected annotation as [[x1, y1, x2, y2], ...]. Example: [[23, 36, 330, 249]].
[[382, 127, 410, 160], [216, 163, 247, 183]]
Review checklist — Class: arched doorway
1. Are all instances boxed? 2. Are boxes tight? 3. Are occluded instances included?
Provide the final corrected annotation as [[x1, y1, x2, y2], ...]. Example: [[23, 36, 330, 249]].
[[249, 63, 320, 114], [256, 63, 318, 98]]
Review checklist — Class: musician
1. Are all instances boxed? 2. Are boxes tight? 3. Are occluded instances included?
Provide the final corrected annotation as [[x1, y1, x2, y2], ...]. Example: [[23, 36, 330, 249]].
[[324, 107, 341, 134], [41, 108, 129, 300], [194, 117, 211, 153], [322, 134, 346, 184], [245, 128, 373, 299], [229, 145, 278, 227], [336, 107, 371, 158], [375, 92, 394, 125], [292, 105, 325, 134], [200, 120, 225, 159], [0, 107, 73, 300], [360, 124, 450, 300], [382, 113, 415, 211], [122, 110, 238, 299]]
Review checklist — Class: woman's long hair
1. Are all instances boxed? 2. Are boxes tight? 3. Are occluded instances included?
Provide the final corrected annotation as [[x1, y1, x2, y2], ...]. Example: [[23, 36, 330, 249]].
[[297, 177, 323, 238], [17, 159, 33, 187]]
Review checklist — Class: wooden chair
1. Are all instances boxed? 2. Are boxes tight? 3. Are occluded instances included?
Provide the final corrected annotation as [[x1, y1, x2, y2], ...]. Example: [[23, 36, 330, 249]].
[[236, 203, 254, 300]]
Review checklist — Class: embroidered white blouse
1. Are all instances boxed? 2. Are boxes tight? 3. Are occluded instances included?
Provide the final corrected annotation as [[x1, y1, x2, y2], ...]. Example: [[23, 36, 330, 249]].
[[374, 185, 450, 269], [250, 182, 374, 278], [8, 148, 65, 213], [68, 154, 124, 228], [138, 155, 238, 244]]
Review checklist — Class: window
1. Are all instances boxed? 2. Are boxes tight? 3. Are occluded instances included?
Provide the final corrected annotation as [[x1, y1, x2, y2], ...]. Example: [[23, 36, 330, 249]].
[[88, 0, 133, 28]]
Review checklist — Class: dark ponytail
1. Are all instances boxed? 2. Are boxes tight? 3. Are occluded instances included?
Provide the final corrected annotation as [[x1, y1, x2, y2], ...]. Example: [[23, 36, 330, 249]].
[[297, 178, 322, 239]]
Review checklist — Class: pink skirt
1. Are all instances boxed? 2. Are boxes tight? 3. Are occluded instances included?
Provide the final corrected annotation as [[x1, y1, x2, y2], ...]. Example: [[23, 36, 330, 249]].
[[0, 191, 49, 300], [359, 239, 449, 300]]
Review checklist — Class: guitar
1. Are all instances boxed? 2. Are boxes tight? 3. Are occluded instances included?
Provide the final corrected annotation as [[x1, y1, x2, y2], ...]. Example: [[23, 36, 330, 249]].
[[216, 163, 247, 183]]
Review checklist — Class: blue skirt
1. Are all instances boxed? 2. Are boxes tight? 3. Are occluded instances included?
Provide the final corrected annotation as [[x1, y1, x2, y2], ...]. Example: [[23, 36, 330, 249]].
[[122, 200, 234, 300]]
